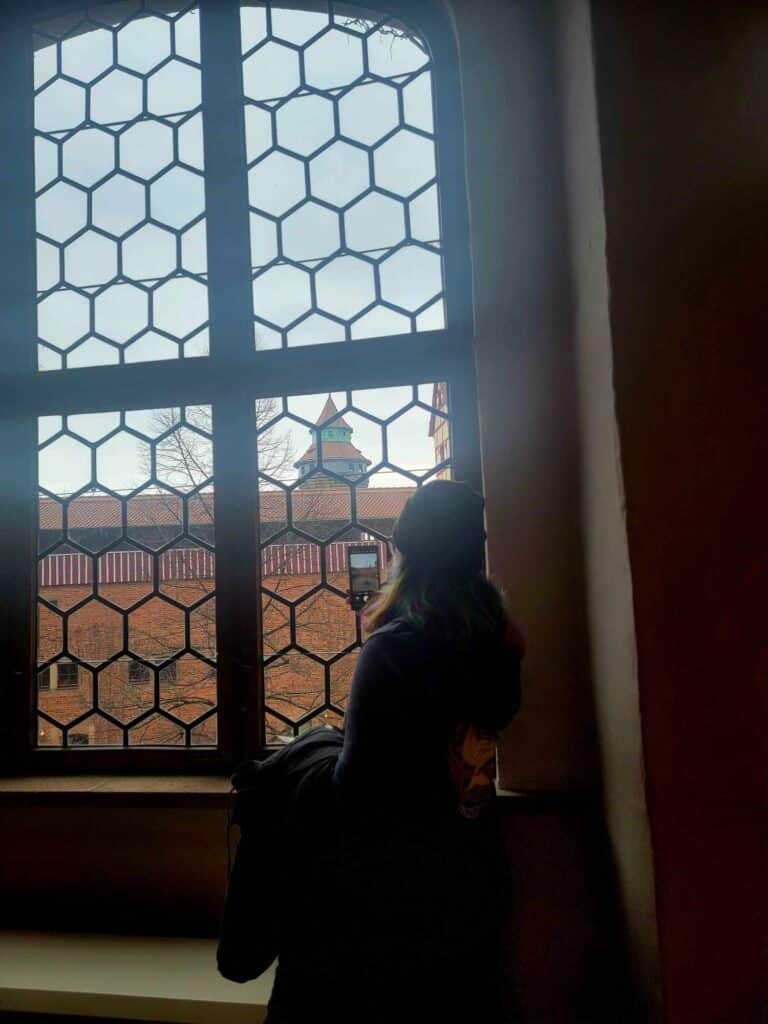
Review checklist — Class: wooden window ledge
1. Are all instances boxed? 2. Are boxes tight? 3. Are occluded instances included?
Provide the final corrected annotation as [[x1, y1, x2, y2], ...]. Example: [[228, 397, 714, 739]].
[[0, 930, 272, 1023], [0, 776, 233, 808]]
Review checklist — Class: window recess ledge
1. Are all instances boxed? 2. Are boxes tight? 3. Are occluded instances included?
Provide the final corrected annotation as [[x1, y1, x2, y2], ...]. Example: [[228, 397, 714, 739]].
[[0, 775, 232, 809], [0, 931, 272, 1024]]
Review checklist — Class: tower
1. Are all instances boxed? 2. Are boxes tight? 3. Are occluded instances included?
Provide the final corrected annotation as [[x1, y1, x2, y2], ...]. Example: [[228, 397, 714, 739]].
[[295, 396, 372, 487]]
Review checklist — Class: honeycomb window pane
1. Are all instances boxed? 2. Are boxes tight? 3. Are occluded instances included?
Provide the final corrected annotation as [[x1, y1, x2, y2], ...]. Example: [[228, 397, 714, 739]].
[[36, 407, 218, 749], [32, 7, 209, 370], [240, 3, 444, 349], [256, 383, 451, 740]]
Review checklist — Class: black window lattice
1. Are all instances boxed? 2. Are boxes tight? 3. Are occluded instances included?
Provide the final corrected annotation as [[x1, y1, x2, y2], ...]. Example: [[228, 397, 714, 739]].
[[36, 406, 218, 748], [22, 1, 469, 760], [33, 1, 209, 370], [241, 3, 445, 349], [256, 383, 451, 743]]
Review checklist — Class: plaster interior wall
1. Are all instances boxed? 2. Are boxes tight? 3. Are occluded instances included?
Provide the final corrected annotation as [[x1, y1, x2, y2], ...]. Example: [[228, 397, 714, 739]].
[[556, 0, 662, 1017], [590, 3, 768, 1021], [450, 0, 599, 792]]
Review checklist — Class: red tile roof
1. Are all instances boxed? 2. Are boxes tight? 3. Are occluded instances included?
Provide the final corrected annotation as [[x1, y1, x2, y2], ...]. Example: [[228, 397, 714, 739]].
[[39, 486, 413, 531]]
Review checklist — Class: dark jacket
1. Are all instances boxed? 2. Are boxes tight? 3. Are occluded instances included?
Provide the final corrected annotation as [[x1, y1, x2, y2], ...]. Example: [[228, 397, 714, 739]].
[[218, 617, 522, 1019]]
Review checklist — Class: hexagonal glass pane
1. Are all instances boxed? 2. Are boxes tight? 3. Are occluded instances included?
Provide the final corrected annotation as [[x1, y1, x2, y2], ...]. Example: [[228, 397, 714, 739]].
[[35, 79, 85, 133], [95, 283, 149, 343], [252, 265, 312, 328], [339, 81, 399, 146], [61, 26, 113, 83], [153, 278, 209, 338], [38, 663, 92, 726], [155, 422, 213, 492], [128, 597, 186, 661], [282, 202, 339, 262], [159, 653, 216, 725], [344, 192, 405, 255], [128, 713, 186, 746], [123, 223, 177, 280], [262, 531, 322, 604], [68, 490, 122, 552], [270, 6, 328, 45], [380, 245, 442, 312], [64, 230, 118, 288], [265, 650, 324, 724], [276, 95, 334, 157], [97, 430, 151, 493], [37, 289, 90, 351], [310, 141, 369, 208], [119, 120, 174, 179], [148, 60, 201, 116], [117, 15, 171, 72], [295, 591, 356, 660], [91, 69, 143, 125], [38, 544, 94, 609], [248, 152, 306, 216], [92, 174, 146, 238], [150, 166, 206, 229], [315, 255, 375, 321], [36, 182, 88, 243], [98, 544, 154, 610], [367, 24, 430, 77], [39, 433, 92, 495], [374, 130, 436, 197], [243, 40, 299, 102], [62, 128, 115, 187], [98, 659, 153, 726], [304, 30, 363, 90], [126, 485, 184, 551], [69, 599, 124, 664]]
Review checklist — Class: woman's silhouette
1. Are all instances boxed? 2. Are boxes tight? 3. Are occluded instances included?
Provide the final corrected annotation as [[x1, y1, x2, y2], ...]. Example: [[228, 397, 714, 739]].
[[219, 480, 523, 1023]]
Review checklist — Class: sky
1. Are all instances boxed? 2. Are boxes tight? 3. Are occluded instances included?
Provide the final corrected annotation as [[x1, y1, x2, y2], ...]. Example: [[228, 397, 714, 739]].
[[33, 3, 448, 497]]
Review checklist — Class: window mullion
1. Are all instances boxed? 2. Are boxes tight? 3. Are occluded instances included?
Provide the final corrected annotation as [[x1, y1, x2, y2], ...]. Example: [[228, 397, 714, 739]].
[[199, 0, 264, 760], [0, 6, 38, 770]]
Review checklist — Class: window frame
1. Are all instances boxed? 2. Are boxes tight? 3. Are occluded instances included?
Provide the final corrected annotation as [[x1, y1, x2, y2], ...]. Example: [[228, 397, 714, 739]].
[[0, 0, 478, 775]]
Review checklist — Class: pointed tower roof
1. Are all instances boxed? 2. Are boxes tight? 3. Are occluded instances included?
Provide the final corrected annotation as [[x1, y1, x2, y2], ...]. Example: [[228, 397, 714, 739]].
[[294, 395, 371, 474], [316, 394, 351, 431]]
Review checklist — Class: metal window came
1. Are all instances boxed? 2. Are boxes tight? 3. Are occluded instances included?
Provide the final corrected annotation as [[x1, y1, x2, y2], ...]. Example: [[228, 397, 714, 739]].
[[0, 0, 476, 772]]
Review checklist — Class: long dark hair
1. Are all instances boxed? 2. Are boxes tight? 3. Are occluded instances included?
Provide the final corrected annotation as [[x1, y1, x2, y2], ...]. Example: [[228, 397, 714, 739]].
[[363, 480, 507, 649]]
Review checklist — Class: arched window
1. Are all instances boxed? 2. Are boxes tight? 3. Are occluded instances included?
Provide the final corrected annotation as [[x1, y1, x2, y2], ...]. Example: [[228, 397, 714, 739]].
[[0, 0, 476, 770]]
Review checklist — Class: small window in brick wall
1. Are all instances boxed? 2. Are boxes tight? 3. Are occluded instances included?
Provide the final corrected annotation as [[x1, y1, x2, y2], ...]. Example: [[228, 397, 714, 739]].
[[69, 733, 90, 746], [57, 663, 79, 689], [128, 661, 151, 685], [38, 667, 50, 691], [159, 662, 177, 685]]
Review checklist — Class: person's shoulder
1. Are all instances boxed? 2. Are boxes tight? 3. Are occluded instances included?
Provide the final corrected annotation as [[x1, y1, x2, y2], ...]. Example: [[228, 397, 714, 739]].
[[362, 617, 429, 664]]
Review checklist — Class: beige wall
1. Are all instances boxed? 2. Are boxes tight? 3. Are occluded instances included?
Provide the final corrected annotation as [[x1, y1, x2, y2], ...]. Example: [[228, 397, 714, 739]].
[[556, 1, 662, 1016], [450, 0, 598, 791]]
